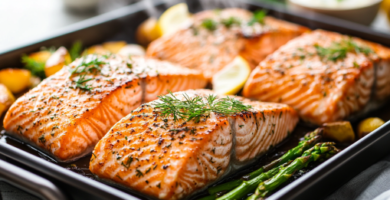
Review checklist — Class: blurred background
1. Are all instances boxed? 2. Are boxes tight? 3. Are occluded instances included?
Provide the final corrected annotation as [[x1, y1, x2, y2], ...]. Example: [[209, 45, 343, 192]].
[[0, 0, 390, 52]]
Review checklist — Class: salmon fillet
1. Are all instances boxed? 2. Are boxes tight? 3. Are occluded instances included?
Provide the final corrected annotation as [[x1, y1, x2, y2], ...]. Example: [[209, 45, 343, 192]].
[[3, 55, 207, 162], [240, 16, 310, 68], [89, 89, 298, 199], [146, 8, 309, 80], [243, 29, 390, 125]]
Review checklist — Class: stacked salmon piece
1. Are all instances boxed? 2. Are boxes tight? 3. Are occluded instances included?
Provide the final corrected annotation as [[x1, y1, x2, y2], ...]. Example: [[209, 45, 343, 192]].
[[146, 8, 309, 80], [243, 30, 390, 125], [89, 89, 299, 199], [3, 55, 207, 161]]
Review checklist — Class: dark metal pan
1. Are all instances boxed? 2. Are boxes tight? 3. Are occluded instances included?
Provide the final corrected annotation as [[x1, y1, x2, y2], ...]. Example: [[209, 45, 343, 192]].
[[1, 0, 390, 199], [0, 159, 68, 200]]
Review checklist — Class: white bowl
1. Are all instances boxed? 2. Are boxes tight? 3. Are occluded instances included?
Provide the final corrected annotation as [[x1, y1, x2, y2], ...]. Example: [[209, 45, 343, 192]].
[[288, 0, 383, 25]]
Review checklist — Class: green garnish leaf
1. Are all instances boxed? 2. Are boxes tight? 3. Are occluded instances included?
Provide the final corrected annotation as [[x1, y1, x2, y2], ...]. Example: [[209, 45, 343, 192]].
[[21, 55, 46, 79], [121, 156, 133, 168], [202, 18, 218, 31], [154, 92, 252, 123], [315, 39, 373, 62], [136, 169, 144, 177], [221, 17, 241, 28], [69, 41, 83, 61], [68, 56, 106, 91], [248, 10, 267, 26], [38, 134, 46, 143]]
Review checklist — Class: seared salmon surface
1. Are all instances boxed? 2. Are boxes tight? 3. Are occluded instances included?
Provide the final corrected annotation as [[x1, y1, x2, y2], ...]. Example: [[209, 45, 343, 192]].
[[146, 8, 309, 80], [3, 55, 207, 162], [243, 30, 390, 125], [89, 89, 298, 199]]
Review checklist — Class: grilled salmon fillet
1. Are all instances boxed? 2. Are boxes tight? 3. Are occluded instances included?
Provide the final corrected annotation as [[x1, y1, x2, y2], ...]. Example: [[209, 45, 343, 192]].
[[89, 89, 298, 199], [243, 29, 390, 125], [146, 8, 309, 80], [3, 55, 207, 162]]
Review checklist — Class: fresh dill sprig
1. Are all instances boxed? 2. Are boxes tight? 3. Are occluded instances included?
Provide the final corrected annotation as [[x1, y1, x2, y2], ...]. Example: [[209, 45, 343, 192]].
[[69, 56, 106, 91], [69, 41, 83, 61], [248, 10, 267, 26], [21, 55, 46, 79], [154, 92, 252, 123], [315, 39, 373, 62], [221, 17, 241, 28], [75, 75, 93, 91], [202, 18, 218, 31]]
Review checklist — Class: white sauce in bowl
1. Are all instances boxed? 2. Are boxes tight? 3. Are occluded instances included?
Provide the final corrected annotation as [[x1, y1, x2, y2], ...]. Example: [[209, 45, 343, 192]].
[[290, 0, 380, 9]]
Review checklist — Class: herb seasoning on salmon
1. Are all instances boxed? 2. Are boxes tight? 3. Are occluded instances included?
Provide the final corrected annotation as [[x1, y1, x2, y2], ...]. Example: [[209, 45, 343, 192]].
[[146, 8, 309, 81], [89, 89, 299, 199], [243, 29, 390, 125], [3, 55, 207, 162]]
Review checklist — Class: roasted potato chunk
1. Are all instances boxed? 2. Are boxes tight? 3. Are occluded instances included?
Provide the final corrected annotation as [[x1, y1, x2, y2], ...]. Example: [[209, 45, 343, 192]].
[[0, 69, 31, 93], [117, 44, 145, 57], [323, 121, 355, 143], [83, 45, 110, 56], [45, 47, 71, 77], [136, 17, 160, 46], [102, 41, 127, 53], [29, 51, 52, 63], [358, 117, 385, 138], [0, 84, 15, 116]]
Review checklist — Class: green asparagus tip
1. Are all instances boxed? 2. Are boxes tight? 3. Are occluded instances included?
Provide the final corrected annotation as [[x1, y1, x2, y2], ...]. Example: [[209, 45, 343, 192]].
[[304, 128, 323, 140]]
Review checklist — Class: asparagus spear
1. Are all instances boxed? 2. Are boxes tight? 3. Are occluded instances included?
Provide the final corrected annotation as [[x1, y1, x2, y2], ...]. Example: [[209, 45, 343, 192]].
[[208, 128, 323, 195], [215, 162, 293, 200], [246, 143, 339, 200]]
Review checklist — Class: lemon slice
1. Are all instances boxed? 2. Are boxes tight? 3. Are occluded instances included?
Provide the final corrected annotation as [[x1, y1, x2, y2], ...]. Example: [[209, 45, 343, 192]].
[[158, 3, 191, 36], [212, 56, 251, 95]]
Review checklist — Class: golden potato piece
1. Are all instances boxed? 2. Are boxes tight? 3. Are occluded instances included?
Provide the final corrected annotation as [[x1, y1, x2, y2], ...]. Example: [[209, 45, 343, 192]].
[[0, 69, 31, 93], [0, 84, 15, 116], [29, 51, 52, 63], [358, 117, 385, 138], [45, 47, 71, 77], [117, 44, 145, 57], [102, 41, 127, 53], [83, 45, 109, 56], [323, 121, 355, 143], [136, 17, 160, 46]]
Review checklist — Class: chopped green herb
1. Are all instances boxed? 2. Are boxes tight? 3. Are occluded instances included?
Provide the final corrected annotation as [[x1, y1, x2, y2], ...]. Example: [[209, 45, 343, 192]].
[[248, 10, 267, 26], [136, 169, 144, 177], [69, 56, 106, 91], [201, 18, 218, 31], [69, 41, 83, 61], [38, 134, 46, 143], [221, 17, 241, 28], [154, 92, 252, 123], [121, 156, 133, 168], [21, 54, 46, 79], [315, 39, 373, 62], [353, 61, 360, 68]]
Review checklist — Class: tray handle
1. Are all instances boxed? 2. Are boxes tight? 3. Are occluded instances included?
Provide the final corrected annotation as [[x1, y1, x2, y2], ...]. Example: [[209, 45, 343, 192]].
[[0, 159, 68, 200]]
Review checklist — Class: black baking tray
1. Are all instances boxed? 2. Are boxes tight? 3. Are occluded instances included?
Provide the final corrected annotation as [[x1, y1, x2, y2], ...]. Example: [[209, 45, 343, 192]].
[[2, 0, 390, 200]]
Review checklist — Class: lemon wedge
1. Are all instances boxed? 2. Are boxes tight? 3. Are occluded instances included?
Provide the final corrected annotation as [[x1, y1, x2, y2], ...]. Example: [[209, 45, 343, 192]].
[[212, 56, 251, 95], [158, 3, 191, 36]]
